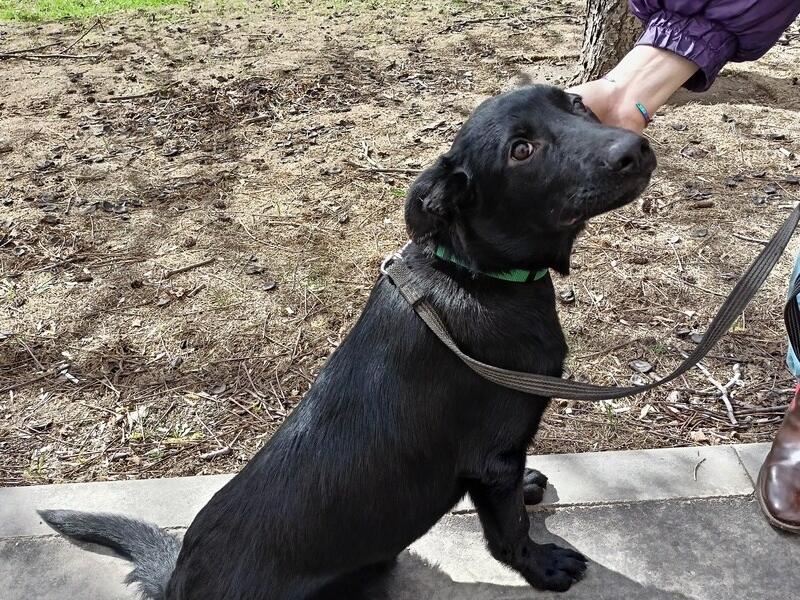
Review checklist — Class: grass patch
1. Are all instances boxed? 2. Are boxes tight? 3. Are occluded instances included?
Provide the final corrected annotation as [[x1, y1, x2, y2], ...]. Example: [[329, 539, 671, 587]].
[[269, 0, 456, 12], [0, 1, 462, 21], [0, 0, 188, 21]]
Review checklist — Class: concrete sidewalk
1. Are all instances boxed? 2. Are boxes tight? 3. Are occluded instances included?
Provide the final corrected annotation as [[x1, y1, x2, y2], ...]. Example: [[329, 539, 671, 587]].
[[2, 443, 798, 599]]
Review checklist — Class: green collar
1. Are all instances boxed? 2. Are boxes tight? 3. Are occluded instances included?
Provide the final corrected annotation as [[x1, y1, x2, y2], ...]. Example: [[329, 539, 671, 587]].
[[434, 245, 548, 283]]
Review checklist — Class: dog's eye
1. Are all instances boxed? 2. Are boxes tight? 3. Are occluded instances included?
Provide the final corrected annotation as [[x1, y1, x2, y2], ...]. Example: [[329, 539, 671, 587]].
[[510, 141, 535, 161], [572, 98, 587, 112]]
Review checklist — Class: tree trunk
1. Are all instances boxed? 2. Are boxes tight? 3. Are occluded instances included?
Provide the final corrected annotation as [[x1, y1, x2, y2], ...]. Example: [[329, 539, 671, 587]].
[[576, 0, 642, 83]]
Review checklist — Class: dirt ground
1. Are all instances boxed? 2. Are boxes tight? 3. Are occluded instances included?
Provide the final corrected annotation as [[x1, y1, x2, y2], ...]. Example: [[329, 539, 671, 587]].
[[1, 0, 799, 486]]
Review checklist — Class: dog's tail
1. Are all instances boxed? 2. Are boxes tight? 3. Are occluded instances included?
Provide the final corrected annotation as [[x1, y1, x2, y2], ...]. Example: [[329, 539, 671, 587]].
[[38, 509, 181, 600]]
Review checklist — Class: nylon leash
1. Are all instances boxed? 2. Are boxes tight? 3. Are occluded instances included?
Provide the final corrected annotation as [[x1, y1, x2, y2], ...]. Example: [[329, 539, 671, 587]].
[[383, 204, 800, 401]]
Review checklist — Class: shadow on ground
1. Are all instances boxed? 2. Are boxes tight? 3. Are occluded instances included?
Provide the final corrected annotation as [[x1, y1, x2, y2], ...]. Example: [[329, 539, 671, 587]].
[[320, 512, 691, 600], [673, 71, 799, 111]]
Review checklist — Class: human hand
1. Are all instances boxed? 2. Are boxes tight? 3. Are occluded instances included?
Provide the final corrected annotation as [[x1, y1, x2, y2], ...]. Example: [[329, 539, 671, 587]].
[[567, 46, 698, 135], [567, 78, 647, 134]]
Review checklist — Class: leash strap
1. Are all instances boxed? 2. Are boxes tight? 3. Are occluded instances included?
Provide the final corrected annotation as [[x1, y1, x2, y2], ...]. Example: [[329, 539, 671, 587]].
[[384, 204, 800, 401]]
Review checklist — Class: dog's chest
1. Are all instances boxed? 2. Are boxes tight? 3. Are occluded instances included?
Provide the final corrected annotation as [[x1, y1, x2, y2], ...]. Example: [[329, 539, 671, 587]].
[[451, 298, 567, 377]]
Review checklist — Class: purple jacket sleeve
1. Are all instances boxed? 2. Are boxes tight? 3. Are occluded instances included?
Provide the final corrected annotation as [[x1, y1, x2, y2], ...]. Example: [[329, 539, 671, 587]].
[[628, 1, 800, 91]]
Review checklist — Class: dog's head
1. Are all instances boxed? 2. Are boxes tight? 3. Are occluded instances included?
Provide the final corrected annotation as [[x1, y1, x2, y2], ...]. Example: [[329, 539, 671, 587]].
[[405, 85, 656, 274]]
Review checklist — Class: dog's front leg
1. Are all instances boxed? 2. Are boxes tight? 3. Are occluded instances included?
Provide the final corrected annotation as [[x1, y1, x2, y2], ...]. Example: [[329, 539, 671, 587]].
[[468, 454, 587, 592]]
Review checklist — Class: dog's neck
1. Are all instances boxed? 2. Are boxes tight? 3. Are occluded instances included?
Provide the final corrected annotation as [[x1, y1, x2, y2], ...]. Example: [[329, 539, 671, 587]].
[[416, 219, 580, 276], [433, 245, 549, 283], [397, 242, 567, 374]]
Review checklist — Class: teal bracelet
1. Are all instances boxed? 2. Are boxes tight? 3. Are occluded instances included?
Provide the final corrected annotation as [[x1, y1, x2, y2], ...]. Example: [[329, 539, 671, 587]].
[[635, 102, 652, 125]]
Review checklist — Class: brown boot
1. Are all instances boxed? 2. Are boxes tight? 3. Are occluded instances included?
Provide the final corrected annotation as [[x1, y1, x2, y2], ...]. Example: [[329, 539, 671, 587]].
[[757, 386, 800, 533]]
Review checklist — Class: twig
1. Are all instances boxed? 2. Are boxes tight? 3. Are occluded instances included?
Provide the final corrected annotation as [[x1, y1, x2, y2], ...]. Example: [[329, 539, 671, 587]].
[[575, 339, 639, 360], [164, 257, 216, 279], [66, 180, 80, 215], [0, 42, 60, 55], [530, 13, 575, 21], [361, 141, 383, 169], [199, 447, 231, 460], [195, 415, 225, 449], [439, 12, 573, 33], [694, 361, 738, 425], [345, 160, 419, 175], [678, 350, 740, 426], [77, 401, 118, 416], [731, 233, 769, 245], [99, 89, 166, 102], [440, 15, 514, 32], [244, 366, 264, 397], [187, 283, 206, 297], [63, 19, 102, 53], [668, 239, 684, 272], [737, 404, 790, 415], [507, 52, 578, 65], [662, 271, 727, 298], [0, 52, 99, 60], [229, 397, 267, 423], [16, 337, 44, 371], [0, 372, 51, 394], [724, 364, 743, 392], [241, 115, 273, 126], [693, 457, 706, 481], [235, 218, 295, 251]]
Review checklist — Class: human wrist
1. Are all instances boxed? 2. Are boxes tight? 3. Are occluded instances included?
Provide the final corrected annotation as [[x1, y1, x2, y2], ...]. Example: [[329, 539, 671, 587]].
[[604, 46, 698, 124]]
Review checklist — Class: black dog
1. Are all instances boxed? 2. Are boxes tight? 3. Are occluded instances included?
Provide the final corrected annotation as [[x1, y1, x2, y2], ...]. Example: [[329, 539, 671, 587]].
[[40, 85, 655, 599]]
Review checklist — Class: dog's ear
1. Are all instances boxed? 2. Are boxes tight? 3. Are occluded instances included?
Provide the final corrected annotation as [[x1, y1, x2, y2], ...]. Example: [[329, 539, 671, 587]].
[[404, 155, 472, 242]]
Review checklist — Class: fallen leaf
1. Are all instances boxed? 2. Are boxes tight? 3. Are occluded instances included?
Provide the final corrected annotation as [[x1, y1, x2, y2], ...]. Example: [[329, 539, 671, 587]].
[[690, 226, 708, 238], [629, 359, 653, 374], [559, 289, 575, 304], [126, 406, 148, 428], [29, 419, 53, 431], [690, 200, 715, 209]]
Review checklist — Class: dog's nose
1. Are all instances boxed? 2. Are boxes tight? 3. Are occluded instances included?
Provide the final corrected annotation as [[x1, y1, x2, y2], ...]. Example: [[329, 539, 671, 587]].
[[602, 135, 652, 173]]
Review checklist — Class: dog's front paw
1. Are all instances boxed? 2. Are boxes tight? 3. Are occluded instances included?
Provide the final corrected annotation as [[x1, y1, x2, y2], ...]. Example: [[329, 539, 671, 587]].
[[523, 468, 548, 505], [524, 543, 587, 592]]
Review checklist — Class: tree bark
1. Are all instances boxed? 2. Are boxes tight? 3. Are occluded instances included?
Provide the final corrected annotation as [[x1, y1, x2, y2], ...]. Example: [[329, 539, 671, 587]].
[[576, 0, 642, 83]]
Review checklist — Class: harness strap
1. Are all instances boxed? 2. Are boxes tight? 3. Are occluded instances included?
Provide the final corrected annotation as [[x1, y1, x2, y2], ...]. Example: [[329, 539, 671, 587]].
[[384, 204, 800, 401]]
